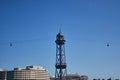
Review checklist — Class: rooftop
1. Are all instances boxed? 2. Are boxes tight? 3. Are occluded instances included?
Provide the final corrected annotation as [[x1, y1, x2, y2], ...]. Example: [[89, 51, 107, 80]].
[[14, 66, 46, 70]]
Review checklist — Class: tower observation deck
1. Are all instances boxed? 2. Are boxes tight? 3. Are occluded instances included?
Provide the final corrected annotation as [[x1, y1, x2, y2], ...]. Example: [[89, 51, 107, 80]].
[[55, 32, 67, 80]]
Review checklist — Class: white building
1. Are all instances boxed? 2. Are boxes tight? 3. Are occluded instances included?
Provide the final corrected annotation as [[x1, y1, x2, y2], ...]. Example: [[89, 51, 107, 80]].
[[0, 66, 50, 80]]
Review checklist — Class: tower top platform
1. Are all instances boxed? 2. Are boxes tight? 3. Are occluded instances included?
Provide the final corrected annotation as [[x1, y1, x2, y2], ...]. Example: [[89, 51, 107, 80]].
[[56, 32, 65, 45], [56, 32, 64, 38]]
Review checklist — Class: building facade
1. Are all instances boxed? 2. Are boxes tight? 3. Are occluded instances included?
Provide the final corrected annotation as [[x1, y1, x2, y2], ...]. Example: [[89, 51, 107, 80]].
[[0, 69, 7, 80], [0, 66, 50, 80]]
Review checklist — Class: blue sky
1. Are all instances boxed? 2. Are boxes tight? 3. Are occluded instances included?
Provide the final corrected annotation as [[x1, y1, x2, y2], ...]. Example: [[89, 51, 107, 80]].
[[0, 0, 120, 79]]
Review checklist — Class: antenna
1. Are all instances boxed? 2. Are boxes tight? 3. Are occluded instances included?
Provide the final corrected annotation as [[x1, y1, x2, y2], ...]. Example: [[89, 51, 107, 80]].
[[59, 27, 61, 33], [59, 24, 62, 33]]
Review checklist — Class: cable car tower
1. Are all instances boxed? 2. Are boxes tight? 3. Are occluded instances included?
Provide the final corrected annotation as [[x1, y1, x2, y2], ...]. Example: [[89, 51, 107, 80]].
[[55, 32, 67, 80]]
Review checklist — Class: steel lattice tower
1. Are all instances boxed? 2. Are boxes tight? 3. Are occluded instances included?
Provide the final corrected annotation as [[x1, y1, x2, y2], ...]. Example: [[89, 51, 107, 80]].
[[55, 32, 67, 80]]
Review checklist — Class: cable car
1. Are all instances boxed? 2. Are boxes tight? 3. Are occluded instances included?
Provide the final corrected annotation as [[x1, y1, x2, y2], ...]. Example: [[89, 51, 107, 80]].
[[107, 43, 109, 47]]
